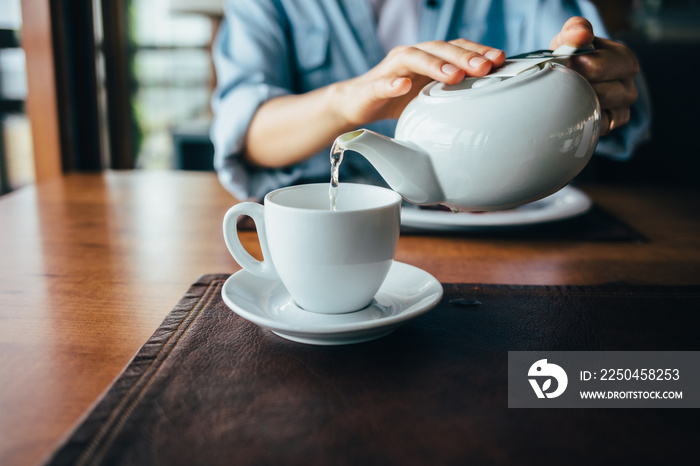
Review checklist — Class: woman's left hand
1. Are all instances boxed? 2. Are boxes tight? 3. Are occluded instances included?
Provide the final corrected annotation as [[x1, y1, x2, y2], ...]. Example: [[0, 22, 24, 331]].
[[550, 17, 640, 136]]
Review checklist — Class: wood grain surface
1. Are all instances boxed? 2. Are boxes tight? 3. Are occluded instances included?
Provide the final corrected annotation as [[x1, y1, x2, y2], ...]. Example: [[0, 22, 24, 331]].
[[1, 171, 698, 465]]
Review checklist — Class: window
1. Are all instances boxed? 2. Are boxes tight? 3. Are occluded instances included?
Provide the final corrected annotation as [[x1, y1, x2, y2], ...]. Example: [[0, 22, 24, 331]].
[[128, 0, 218, 169], [0, 0, 33, 193]]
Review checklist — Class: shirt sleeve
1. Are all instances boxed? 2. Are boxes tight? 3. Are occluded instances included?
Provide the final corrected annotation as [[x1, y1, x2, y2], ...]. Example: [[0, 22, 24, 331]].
[[577, 1, 652, 161], [210, 0, 301, 200]]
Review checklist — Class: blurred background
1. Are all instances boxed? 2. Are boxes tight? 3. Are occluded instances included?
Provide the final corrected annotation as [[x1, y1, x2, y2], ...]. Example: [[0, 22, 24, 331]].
[[1, 0, 699, 195]]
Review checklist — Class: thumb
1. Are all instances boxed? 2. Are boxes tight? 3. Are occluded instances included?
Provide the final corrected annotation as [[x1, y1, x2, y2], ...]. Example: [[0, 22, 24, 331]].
[[549, 17, 595, 50]]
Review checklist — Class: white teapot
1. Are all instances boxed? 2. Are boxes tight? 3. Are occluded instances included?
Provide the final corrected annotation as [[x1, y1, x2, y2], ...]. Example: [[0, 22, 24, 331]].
[[335, 54, 601, 211]]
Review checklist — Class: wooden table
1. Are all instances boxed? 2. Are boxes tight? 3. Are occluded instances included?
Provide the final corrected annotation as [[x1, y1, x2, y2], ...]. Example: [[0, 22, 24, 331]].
[[1, 171, 699, 465]]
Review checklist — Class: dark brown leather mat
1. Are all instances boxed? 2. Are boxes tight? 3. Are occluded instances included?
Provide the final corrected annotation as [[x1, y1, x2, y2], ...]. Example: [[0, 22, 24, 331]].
[[45, 275, 699, 465], [399, 205, 647, 241], [239, 204, 647, 242]]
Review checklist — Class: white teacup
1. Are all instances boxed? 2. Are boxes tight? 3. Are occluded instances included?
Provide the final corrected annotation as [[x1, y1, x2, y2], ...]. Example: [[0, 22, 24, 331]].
[[223, 183, 402, 314]]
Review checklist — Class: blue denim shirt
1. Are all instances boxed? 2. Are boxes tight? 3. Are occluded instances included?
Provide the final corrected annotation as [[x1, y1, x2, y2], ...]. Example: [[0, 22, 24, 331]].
[[211, 0, 651, 200]]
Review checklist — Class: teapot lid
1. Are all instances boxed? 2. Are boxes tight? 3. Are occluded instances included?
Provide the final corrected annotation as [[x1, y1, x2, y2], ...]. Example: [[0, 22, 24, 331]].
[[425, 44, 594, 98], [426, 62, 542, 97]]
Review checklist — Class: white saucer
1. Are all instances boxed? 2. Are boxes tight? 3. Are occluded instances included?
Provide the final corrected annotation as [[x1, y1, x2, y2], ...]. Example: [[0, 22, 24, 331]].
[[221, 261, 443, 345], [401, 185, 592, 231]]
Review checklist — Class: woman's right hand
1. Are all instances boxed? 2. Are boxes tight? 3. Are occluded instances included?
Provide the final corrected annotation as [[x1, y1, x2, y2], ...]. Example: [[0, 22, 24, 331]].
[[330, 39, 505, 127]]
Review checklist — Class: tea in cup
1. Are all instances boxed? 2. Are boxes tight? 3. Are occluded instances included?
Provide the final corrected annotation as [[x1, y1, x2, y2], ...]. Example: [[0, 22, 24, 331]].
[[223, 183, 402, 314]]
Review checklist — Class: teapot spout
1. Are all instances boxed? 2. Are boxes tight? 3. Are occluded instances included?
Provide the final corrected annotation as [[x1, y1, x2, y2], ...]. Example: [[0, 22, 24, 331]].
[[335, 129, 444, 205]]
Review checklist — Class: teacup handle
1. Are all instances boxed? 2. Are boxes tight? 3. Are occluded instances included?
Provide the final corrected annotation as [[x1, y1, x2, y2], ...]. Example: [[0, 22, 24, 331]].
[[223, 202, 278, 280]]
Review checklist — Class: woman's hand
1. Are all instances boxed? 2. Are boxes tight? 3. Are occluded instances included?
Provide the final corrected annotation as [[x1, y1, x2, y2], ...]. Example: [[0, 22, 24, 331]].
[[550, 17, 640, 136], [331, 39, 505, 127]]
